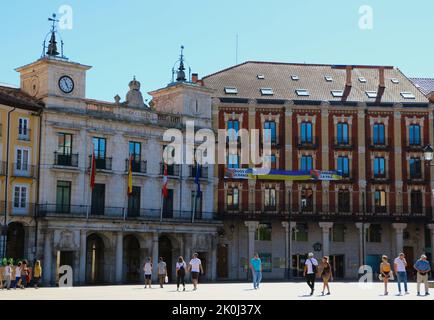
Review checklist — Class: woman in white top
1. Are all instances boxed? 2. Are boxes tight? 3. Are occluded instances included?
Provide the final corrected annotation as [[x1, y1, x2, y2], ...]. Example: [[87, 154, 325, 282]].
[[176, 256, 187, 291], [4, 262, 13, 290], [15, 262, 22, 289], [143, 258, 153, 289]]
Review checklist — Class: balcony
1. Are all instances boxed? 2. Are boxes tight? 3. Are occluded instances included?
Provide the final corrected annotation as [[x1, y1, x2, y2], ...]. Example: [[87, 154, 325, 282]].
[[160, 163, 181, 177], [189, 165, 208, 179], [36, 204, 219, 223], [7, 202, 36, 216], [405, 140, 423, 152], [333, 137, 355, 150], [18, 128, 31, 141], [295, 136, 318, 149], [89, 156, 113, 171], [125, 159, 147, 174], [12, 163, 37, 178], [54, 152, 79, 168], [367, 137, 392, 151]]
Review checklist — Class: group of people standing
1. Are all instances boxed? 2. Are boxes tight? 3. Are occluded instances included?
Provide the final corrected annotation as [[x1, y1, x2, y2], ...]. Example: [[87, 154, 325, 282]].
[[250, 252, 432, 297], [143, 253, 204, 291], [0, 260, 42, 290]]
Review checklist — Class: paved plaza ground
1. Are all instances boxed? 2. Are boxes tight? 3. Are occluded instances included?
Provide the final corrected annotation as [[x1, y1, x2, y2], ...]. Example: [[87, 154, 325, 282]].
[[0, 282, 432, 300]]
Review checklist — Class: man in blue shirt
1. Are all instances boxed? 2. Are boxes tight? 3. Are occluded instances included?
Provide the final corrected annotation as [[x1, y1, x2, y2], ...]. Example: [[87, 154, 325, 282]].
[[414, 254, 431, 296], [250, 253, 262, 290]]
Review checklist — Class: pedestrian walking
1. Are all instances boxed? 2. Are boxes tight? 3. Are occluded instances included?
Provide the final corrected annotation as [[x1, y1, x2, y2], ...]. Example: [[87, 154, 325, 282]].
[[14, 262, 22, 289], [157, 257, 167, 288], [304, 252, 318, 296], [4, 261, 12, 290], [188, 253, 203, 291], [33, 260, 42, 289], [143, 258, 153, 289], [320, 256, 332, 295], [379, 255, 392, 296], [21, 260, 29, 289], [414, 254, 431, 296], [176, 256, 187, 292], [394, 252, 409, 295], [249, 253, 262, 290]]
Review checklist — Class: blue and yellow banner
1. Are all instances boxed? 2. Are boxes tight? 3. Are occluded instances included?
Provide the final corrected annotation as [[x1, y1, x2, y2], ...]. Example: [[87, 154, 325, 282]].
[[224, 168, 342, 181]]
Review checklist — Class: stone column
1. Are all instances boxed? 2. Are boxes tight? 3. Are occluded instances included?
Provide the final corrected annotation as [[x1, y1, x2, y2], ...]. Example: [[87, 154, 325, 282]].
[[245, 221, 259, 261], [43, 230, 52, 286], [319, 222, 333, 257], [115, 232, 123, 284], [355, 222, 370, 266], [281, 222, 290, 278], [248, 180, 256, 212], [79, 230, 87, 284], [152, 232, 159, 282], [392, 223, 407, 255]]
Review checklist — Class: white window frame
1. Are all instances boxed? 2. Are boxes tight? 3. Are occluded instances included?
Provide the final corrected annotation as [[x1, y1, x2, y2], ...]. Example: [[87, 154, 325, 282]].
[[13, 184, 29, 214], [18, 117, 30, 139], [15, 147, 31, 175]]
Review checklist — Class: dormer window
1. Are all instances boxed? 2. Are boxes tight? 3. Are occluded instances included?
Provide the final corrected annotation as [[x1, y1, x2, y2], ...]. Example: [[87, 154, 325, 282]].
[[260, 88, 274, 96], [358, 77, 367, 83], [401, 92, 416, 99], [365, 91, 377, 98], [257, 74, 265, 79], [224, 87, 238, 94], [391, 78, 399, 84], [291, 75, 299, 81], [296, 89, 310, 97], [331, 90, 344, 97], [325, 76, 333, 82]]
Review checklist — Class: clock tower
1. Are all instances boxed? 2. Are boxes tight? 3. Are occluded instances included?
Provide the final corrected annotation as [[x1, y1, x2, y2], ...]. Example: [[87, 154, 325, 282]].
[[15, 14, 91, 103]]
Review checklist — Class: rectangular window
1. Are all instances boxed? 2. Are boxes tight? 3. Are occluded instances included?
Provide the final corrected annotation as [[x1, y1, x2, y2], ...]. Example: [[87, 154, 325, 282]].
[[264, 188, 276, 209], [227, 188, 239, 210], [367, 224, 382, 243], [336, 123, 349, 144], [409, 124, 421, 145], [56, 181, 71, 213], [410, 190, 423, 213], [295, 89, 310, 96], [91, 184, 105, 216], [255, 223, 272, 241], [16, 148, 29, 172], [332, 224, 345, 242], [129, 141, 141, 159], [227, 120, 239, 141], [373, 124, 385, 145], [18, 118, 29, 140], [13, 185, 27, 209], [337, 156, 350, 177], [365, 91, 377, 98], [338, 190, 350, 212], [260, 88, 273, 95], [300, 155, 313, 171], [264, 121, 277, 144], [300, 122, 313, 143], [292, 223, 308, 242], [331, 90, 344, 97], [93, 137, 106, 159], [301, 189, 313, 211], [374, 191, 387, 213], [374, 157, 386, 177], [409, 158, 422, 179], [128, 186, 141, 217], [224, 87, 238, 94], [58, 133, 73, 155]]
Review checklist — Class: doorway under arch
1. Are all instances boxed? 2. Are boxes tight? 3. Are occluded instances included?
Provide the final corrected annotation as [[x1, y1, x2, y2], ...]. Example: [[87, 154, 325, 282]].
[[124, 235, 140, 283], [158, 235, 173, 282], [6, 222, 25, 262], [86, 234, 105, 284]]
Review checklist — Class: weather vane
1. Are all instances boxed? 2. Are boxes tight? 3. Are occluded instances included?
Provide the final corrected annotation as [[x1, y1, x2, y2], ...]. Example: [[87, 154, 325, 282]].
[[48, 13, 59, 32]]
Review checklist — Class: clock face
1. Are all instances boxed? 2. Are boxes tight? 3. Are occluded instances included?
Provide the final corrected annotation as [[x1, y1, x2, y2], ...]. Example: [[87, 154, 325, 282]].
[[58, 76, 74, 94]]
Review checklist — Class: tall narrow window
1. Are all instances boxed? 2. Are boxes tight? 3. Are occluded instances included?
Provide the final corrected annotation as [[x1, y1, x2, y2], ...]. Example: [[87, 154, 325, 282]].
[[410, 190, 423, 213], [409, 158, 422, 179], [57, 133, 74, 166], [337, 156, 350, 177], [264, 188, 276, 210], [56, 181, 71, 213], [300, 155, 313, 171], [129, 141, 142, 172], [13, 185, 28, 211], [18, 118, 29, 140], [338, 190, 350, 212], [374, 190, 387, 213], [228, 154, 239, 169], [93, 137, 107, 170], [374, 157, 386, 177], [227, 120, 239, 142], [409, 124, 421, 145], [128, 186, 141, 217], [301, 188, 313, 211], [336, 123, 349, 144], [264, 121, 277, 144], [300, 122, 313, 143], [373, 123, 385, 145], [227, 188, 239, 210]]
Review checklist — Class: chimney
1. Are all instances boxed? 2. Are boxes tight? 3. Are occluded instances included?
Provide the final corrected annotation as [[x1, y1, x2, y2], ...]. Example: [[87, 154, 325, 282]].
[[345, 66, 352, 87], [378, 67, 385, 88], [192, 73, 199, 83]]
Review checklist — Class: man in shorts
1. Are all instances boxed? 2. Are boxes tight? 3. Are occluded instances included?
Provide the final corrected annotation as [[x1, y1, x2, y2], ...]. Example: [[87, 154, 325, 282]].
[[188, 253, 204, 291]]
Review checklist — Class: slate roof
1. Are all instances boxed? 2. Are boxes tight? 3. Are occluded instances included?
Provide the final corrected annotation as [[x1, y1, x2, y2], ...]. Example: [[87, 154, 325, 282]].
[[203, 61, 428, 104], [0, 85, 44, 110], [409, 78, 434, 96]]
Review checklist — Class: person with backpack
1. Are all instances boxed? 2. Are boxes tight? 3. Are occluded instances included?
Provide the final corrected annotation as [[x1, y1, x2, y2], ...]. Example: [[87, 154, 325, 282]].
[[303, 252, 318, 296], [414, 254, 431, 296], [176, 256, 187, 292]]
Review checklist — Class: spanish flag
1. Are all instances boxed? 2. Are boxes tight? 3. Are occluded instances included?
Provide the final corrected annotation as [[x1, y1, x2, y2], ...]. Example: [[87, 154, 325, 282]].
[[127, 155, 133, 196]]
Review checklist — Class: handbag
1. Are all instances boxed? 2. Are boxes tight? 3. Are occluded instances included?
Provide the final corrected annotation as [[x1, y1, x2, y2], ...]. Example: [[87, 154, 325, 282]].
[[165, 275, 169, 283]]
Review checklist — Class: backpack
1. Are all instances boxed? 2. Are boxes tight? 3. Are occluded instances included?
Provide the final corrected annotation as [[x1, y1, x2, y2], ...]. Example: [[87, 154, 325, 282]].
[[310, 259, 318, 274]]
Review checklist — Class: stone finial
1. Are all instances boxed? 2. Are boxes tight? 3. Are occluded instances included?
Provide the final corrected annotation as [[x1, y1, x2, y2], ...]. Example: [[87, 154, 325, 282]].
[[114, 94, 121, 104]]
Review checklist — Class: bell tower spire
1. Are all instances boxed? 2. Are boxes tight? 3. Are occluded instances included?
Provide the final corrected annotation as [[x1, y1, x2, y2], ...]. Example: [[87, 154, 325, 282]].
[[171, 45, 191, 83], [42, 13, 67, 59]]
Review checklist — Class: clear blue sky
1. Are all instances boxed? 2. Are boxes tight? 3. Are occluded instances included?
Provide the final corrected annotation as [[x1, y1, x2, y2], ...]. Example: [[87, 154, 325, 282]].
[[1, 0, 433, 102]]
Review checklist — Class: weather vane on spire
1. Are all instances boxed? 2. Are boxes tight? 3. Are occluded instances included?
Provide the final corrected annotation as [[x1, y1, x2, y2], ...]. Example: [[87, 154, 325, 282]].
[[171, 45, 190, 83], [42, 13, 67, 60]]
